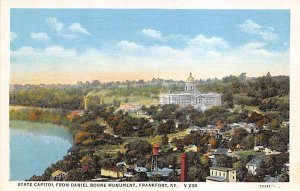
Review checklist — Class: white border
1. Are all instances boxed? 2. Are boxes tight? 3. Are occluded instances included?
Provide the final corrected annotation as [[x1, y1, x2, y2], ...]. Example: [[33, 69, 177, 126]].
[[1, 0, 300, 191]]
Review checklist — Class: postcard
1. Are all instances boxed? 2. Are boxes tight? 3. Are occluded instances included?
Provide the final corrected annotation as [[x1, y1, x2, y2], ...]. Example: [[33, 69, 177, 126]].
[[1, 0, 300, 191]]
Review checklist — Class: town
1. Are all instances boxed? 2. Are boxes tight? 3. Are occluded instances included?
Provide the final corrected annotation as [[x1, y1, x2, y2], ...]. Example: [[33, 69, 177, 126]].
[[9, 72, 289, 182]]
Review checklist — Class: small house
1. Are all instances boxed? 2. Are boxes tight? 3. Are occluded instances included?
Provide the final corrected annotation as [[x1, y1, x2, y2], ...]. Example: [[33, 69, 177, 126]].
[[246, 155, 265, 175], [134, 167, 148, 173], [186, 125, 201, 134], [100, 165, 124, 178], [184, 144, 198, 152], [50, 170, 66, 181], [214, 148, 232, 156]]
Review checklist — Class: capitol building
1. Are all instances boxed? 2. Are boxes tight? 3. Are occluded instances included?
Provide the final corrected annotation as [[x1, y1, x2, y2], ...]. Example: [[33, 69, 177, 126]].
[[159, 73, 222, 109]]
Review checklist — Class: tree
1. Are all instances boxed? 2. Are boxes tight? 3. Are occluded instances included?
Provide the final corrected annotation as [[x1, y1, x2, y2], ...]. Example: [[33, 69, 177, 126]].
[[230, 128, 248, 149], [223, 92, 234, 108], [131, 172, 149, 181], [161, 134, 169, 146], [279, 172, 289, 182], [244, 173, 261, 182], [216, 155, 233, 168], [255, 131, 271, 146], [65, 168, 85, 181], [242, 134, 254, 150], [157, 120, 174, 135], [267, 119, 281, 130], [172, 138, 184, 151], [150, 174, 164, 182], [167, 171, 179, 182], [74, 131, 93, 145], [209, 137, 219, 149], [187, 166, 207, 182], [269, 127, 289, 152], [125, 140, 152, 163], [233, 161, 248, 181]]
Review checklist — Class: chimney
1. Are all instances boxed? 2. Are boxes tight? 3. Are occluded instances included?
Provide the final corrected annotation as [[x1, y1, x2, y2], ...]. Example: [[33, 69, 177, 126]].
[[180, 152, 188, 182]]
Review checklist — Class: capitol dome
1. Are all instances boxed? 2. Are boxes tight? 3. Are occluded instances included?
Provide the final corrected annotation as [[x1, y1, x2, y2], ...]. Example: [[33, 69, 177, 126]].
[[186, 73, 194, 82]]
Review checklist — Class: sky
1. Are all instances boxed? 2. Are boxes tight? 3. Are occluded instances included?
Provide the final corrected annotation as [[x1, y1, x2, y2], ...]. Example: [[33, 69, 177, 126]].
[[10, 9, 290, 84]]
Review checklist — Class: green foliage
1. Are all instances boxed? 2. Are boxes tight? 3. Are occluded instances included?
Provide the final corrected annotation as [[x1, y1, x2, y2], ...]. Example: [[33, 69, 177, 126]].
[[215, 155, 233, 168], [230, 128, 248, 149], [269, 127, 289, 152], [10, 108, 70, 126], [131, 172, 149, 181], [10, 87, 84, 110], [186, 153, 211, 182]]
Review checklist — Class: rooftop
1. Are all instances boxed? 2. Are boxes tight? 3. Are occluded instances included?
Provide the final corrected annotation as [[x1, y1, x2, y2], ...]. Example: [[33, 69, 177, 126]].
[[210, 166, 234, 171], [214, 148, 231, 155], [206, 175, 227, 182], [51, 170, 66, 177], [102, 165, 123, 172], [186, 73, 195, 82]]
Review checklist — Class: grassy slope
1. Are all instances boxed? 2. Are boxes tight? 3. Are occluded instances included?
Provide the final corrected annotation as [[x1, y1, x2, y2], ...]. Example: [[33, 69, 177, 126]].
[[87, 89, 159, 106]]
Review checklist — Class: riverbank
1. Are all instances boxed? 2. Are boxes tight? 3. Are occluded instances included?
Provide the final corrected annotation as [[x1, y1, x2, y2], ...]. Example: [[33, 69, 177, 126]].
[[9, 106, 72, 128]]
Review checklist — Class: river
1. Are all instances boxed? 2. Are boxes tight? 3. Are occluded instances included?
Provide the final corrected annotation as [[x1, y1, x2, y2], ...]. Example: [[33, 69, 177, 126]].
[[10, 120, 73, 181]]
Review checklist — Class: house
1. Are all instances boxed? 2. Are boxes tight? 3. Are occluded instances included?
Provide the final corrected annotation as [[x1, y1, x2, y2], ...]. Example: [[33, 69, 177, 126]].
[[67, 110, 84, 121], [254, 146, 264, 152], [264, 175, 280, 182], [146, 167, 174, 177], [282, 121, 289, 127], [282, 163, 289, 173], [246, 155, 265, 175], [134, 167, 148, 173], [263, 148, 281, 155], [212, 147, 238, 159], [184, 144, 198, 152], [100, 165, 124, 178], [214, 148, 233, 156], [186, 125, 201, 134], [125, 163, 137, 171], [215, 122, 225, 133], [206, 166, 237, 182], [50, 170, 67, 181], [117, 103, 142, 114]]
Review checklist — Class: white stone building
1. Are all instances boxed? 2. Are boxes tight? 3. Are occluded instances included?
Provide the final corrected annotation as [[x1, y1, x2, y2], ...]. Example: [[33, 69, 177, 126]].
[[159, 73, 221, 109]]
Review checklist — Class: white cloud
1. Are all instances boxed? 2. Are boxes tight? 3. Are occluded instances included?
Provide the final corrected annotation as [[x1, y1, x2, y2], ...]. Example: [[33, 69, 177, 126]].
[[117, 40, 144, 51], [188, 35, 229, 48], [238, 19, 279, 42], [69, 23, 90, 35], [11, 28, 289, 83], [142, 28, 162, 39], [241, 42, 266, 50], [30, 33, 50, 43], [46, 17, 90, 39], [47, 17, 63, 31], [11, 32, 18, 42]]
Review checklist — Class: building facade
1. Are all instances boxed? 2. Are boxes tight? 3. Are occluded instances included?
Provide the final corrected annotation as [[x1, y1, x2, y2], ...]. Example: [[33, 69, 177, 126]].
[[100, 165, 124, 178], [206, 166, 237, 182], [50, 170, 67, 181], [160, 73, 222, 109]]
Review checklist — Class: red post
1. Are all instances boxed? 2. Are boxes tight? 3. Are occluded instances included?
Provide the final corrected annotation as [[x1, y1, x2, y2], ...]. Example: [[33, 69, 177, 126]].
[[180, 153, 188, 182]]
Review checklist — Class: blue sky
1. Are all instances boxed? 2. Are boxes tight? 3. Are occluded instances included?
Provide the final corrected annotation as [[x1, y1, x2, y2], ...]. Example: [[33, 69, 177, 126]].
[[10, 9, 290, 84]]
